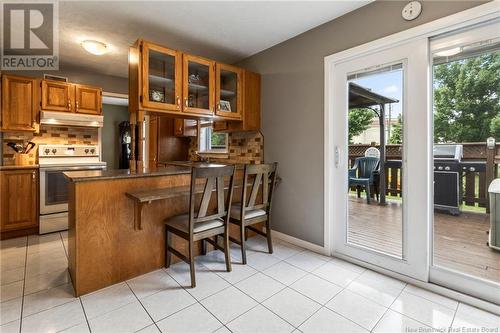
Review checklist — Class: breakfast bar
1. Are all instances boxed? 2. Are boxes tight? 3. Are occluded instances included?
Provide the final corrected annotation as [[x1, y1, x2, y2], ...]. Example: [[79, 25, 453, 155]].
[[64, 165, 255, 296]]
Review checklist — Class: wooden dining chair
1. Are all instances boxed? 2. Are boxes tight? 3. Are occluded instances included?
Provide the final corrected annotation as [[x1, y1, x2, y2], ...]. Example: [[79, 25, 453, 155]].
[[229, 163, 278, 264], [164, 165, 235, 288]]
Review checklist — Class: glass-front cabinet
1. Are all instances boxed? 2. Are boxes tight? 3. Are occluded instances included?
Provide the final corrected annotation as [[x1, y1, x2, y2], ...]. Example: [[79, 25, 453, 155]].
[[215, 64, 242, 120], [141, 42, 182, 112], [182, 54, 215, 115]]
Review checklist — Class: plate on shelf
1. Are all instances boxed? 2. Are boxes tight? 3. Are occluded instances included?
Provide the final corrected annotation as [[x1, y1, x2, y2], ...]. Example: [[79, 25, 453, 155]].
[[150, 90, 165, 102]]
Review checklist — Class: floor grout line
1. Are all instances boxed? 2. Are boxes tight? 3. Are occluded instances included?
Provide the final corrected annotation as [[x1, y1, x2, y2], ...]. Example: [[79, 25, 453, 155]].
[[124, 281, 164, 333], [370, 281, 408, 332], [18, 236, 28, 333], [77, 296, 92, 333]]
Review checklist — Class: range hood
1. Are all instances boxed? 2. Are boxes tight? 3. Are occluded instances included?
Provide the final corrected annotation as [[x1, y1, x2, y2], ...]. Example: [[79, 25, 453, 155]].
[[40, 111, 104, 128]]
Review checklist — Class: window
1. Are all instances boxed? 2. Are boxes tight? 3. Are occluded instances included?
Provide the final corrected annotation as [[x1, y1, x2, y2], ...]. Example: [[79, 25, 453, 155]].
[[199, 122, 228, 153]]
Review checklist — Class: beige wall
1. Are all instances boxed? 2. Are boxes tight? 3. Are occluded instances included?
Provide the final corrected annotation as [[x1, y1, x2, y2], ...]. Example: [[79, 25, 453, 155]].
[[2, 63, 127, 94], [238, 1, 488, 246]]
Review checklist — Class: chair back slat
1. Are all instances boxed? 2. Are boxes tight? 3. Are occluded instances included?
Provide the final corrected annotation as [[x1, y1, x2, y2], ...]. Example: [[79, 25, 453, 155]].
[[189, 165, 235, 230], [247, 172, 262, 209], [217, 176, 224, 216], [197, 177, 215, 218], [241, 163, 278, 215], [262, 172, 269, 205]]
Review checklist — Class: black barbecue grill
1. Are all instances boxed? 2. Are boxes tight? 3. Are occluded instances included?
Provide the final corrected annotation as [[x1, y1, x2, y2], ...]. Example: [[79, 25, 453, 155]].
[[434, 145, 463, 215]]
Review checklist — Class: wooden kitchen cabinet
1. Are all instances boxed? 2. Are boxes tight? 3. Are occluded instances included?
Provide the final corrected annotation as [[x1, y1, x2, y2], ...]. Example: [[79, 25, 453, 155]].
[[215, 63, 242, 120], [0, 169, 38, 239], [75, 84, 102, 115], [141, 41, 182, 112], [182, 54, 215, 116], [41, 80, 102, 115], [129, 39, 258, 126], [41, 79, 74, 113], [214, 70, 261, 133], [174, 119, 197, 137], [1, 75, 38, 132]]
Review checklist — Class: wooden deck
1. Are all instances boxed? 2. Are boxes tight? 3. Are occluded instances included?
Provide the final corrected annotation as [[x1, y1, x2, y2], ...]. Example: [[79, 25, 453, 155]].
[[348, 196, 500, 283]]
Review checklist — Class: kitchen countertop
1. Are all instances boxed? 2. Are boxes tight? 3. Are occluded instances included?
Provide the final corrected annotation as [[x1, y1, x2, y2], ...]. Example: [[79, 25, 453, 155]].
[[0, 165, 39, 171], [161, 161, 245, 169], [64, 165, 192, 182]]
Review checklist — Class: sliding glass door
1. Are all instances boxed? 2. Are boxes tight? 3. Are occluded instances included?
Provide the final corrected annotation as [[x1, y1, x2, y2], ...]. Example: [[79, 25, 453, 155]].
[[329, 38, 430, 281], [429, 20, 500, 304]]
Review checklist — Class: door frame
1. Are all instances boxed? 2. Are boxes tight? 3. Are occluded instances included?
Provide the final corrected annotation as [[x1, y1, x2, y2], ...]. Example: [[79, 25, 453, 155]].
[[324, 2, 499, 300], [329, 39, 429, 281]]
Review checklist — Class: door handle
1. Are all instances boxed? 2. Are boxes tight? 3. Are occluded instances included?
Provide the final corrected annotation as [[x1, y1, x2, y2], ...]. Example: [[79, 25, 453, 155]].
[[335, 146, 340, 168]]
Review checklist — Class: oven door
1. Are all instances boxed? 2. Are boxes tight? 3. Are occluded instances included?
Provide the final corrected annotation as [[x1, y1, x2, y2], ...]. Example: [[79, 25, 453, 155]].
[[39, 165, 105, 215]]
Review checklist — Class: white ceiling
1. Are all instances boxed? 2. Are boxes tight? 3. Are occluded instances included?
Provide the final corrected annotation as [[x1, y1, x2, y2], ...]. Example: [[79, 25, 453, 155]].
[[59, 1, 371, 78]]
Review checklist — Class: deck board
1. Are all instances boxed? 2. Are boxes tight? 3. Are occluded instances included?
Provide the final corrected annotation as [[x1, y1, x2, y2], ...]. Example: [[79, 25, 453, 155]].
[[348, 196, 499, 283]]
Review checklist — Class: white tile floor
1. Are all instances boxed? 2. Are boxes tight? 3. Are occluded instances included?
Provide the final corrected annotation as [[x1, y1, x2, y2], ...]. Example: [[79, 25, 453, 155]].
[[1, 232, 499, 333]]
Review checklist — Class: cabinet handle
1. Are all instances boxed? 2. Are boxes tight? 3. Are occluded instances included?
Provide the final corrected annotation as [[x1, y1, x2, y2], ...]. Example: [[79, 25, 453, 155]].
[[32, 172, 36, 180], [76, 101, 79, 111], [176, 96, 180, 106], [184, 98, 188, 107], [217, 103, 221, 111]]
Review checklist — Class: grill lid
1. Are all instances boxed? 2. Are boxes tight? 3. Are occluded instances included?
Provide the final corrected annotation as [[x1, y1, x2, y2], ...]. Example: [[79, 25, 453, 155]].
[[433, 144, 463, 161]]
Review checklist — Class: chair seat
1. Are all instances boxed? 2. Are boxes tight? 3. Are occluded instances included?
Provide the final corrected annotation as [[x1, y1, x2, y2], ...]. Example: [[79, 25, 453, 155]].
[[349, 177, 371, 185], [230, 206, 267, 220], [165, 214, 224, 234]]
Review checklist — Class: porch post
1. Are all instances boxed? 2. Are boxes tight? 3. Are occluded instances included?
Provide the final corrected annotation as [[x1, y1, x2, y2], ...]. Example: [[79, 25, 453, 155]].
[[379, 104, 387, 205]]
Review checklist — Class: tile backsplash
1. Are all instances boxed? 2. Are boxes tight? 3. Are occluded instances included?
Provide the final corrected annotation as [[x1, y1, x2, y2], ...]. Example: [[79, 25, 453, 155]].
[[189, 131, 264, 164], [2, 126, 98, 165]]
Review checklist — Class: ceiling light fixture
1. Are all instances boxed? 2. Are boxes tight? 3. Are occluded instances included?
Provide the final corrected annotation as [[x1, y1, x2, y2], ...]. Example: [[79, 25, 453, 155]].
[[435, 47, 461, 57], [81, 40, 109, 55]]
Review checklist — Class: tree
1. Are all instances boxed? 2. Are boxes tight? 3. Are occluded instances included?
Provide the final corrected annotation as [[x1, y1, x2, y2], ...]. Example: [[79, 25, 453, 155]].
[[389, 115, 403, 144], [348, 108, 375, 143], [491, 114, 500, 140], [433, 53, 500, 143]]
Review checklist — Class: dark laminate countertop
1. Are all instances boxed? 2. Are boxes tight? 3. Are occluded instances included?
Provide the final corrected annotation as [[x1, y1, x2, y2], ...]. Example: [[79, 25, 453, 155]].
[[161, 161, 244, 169], [0, 165, 39, 171], [64, 166, 192, 182]]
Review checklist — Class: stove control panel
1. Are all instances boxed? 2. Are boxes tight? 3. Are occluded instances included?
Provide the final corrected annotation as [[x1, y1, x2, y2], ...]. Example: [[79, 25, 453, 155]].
[[39, 145, 100, 157]]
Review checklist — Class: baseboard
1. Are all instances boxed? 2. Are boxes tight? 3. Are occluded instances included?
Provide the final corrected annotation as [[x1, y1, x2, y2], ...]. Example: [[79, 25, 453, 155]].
[[271, 230, 329, 255]]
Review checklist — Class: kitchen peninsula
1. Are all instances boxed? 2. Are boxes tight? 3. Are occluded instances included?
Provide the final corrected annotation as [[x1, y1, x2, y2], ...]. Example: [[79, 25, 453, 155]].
[[64, 164, 249, 296]]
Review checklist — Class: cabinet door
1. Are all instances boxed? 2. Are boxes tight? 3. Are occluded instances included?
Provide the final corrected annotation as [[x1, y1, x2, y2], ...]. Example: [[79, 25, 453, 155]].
[[0, 170, 38, 232], [148, 115, 158, 168], [1, 75, 37, 131], [215, 64, 242, 120], [174, 119, 197, 137], [75, 84, 102, 115], [142, 41, 182, 112], [41, 80, 74, 112], [182, 54, 215, 115]]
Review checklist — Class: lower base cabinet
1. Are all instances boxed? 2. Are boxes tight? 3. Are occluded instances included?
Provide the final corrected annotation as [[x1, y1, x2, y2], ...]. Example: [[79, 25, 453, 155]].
[[0, 169, 39, 239]]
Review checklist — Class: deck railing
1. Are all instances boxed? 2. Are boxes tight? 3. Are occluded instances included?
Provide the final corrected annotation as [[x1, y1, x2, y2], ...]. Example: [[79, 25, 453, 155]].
[[348, 142, 499, 210]]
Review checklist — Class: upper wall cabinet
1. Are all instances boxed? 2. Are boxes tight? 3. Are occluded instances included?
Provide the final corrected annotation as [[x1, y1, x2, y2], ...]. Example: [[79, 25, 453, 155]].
[[141, 42, 182, 112], [1, 75, 38, 132], [215, 63, 242, 120], [41, 79, 102, 115], [41, 80, 74, 113], [182, 54, 215, 116], [214, 70, 260, 133], [74, 84, 102, 115], [129, 39, 258, 127]]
